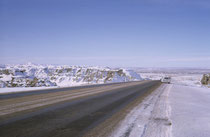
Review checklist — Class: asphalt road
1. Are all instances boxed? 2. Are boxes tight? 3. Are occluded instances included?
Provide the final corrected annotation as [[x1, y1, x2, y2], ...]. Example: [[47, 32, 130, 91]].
[[0, 81, 161, 137], [0, 82, 132, 99]]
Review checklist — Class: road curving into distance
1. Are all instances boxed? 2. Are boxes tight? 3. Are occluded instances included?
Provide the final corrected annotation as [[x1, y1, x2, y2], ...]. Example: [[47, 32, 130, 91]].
[[0, 80, 161, 137]]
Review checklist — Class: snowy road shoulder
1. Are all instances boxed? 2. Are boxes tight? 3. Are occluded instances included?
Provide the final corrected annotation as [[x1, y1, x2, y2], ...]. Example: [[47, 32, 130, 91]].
[[111, 83, 210, 137], [111, 84, 172, 137], [169, 85, 210, 137], [0, 87, 58, 94]]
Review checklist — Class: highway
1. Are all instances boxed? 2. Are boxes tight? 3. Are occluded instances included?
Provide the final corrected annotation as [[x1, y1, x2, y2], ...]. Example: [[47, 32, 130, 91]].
[[0, 80, 161, 137]]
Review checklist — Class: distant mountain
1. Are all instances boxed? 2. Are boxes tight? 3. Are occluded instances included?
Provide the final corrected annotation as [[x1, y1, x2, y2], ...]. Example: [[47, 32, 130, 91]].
[[0, 63, 142, 88]]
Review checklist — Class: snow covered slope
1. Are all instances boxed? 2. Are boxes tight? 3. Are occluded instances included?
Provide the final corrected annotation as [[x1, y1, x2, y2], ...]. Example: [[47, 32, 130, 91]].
[[0, 63, 142, 88]]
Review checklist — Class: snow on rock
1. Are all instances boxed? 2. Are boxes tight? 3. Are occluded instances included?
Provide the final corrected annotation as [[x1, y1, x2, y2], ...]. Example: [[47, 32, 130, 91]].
[[0, 63, 142, 88]]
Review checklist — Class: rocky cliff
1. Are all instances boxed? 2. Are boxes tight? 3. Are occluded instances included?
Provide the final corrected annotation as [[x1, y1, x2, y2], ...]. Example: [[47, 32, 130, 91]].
[[0, 63, 142, 88], [201, 74, 210, 86]]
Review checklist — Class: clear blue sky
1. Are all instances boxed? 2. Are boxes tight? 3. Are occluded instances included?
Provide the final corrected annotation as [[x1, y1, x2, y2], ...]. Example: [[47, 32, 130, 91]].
[[1, 0, 210, 67]]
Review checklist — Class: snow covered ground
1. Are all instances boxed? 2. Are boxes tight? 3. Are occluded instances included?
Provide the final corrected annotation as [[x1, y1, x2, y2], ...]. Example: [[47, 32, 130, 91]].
[[111, 84, 172, 137], [140, 73, 203, 87], [169, 84, 210, 137], [134, 67, 210, 87], [0, 86, 57, 94], [112, 83, 210, 137]]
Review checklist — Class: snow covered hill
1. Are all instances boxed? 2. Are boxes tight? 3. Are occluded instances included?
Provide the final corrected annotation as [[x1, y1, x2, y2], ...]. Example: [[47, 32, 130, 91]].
[[0, 63, 142, 88]]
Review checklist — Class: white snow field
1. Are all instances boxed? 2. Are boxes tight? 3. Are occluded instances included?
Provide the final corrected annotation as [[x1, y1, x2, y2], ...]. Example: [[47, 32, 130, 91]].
[[133, 67, 210, 87], [169, 84, 210, 137], [140, 73, 203, 87], [112, 83, 210, 137]]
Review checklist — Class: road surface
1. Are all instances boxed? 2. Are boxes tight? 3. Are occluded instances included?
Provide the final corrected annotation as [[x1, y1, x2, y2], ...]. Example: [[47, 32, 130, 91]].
[[0, 80, 161, 137]]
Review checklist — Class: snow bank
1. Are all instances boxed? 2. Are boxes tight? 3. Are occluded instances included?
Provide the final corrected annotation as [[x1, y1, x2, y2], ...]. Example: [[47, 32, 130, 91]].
[[0, 87, 57, 94]]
